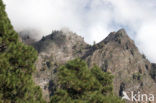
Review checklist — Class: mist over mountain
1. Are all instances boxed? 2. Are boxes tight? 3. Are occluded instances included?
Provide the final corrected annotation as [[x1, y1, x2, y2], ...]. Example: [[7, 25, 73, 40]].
[[4, 0, 156, 63]]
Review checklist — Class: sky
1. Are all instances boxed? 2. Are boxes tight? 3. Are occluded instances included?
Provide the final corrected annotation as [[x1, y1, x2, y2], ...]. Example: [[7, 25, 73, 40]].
[[3, 0, 156, 63]]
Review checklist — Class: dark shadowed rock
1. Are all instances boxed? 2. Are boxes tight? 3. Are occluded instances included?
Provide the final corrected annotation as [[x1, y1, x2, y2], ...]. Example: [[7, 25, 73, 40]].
[[151, 63, 156, 82]]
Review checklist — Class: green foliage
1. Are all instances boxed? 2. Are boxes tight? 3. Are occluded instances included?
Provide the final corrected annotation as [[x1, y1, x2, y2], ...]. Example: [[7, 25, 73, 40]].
[[0, 0, 45, 102], [0, 1, 18, 52], [50, 59, 123, 103], [132, 72, 143, 81]]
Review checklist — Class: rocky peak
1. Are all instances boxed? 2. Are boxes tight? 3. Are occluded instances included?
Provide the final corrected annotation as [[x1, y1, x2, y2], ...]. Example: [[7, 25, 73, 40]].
[[84, 29, 156, 98], [19, 30, 38, 45], [101, 29, 137, 50], [104, 29, 129, 42], [90, 29, 138, 58], [40, 30, 85, 43], [35, 30, 88, 53]]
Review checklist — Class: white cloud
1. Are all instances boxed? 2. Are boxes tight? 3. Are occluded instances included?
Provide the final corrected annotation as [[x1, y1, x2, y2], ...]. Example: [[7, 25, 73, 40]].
[[135, 21, 156, 62], [3, 0, 156, 62]]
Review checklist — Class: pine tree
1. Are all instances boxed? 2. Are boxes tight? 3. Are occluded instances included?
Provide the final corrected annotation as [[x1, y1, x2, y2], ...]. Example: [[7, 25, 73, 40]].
[[50, 59, 124, 103], [0, 0, 45, 102]]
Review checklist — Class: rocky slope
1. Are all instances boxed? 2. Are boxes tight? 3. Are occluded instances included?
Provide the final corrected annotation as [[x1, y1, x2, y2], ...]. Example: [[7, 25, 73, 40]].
[[84, 29, 156, 98], [21, 29, 156, 102]]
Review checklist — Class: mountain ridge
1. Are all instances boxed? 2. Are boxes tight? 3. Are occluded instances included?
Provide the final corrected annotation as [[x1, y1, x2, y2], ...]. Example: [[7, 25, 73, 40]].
[[20, 29, 156, 102]]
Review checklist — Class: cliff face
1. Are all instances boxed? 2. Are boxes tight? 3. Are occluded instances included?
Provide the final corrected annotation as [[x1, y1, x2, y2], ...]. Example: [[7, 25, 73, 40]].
[[84, 29, 156, 97], [21, 29, 156, 102], [32, 30, 90, 101]]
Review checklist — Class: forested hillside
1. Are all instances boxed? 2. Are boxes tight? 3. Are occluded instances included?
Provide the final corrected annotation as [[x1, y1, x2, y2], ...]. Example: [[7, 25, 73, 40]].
[[50, 59, 123, 103]]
